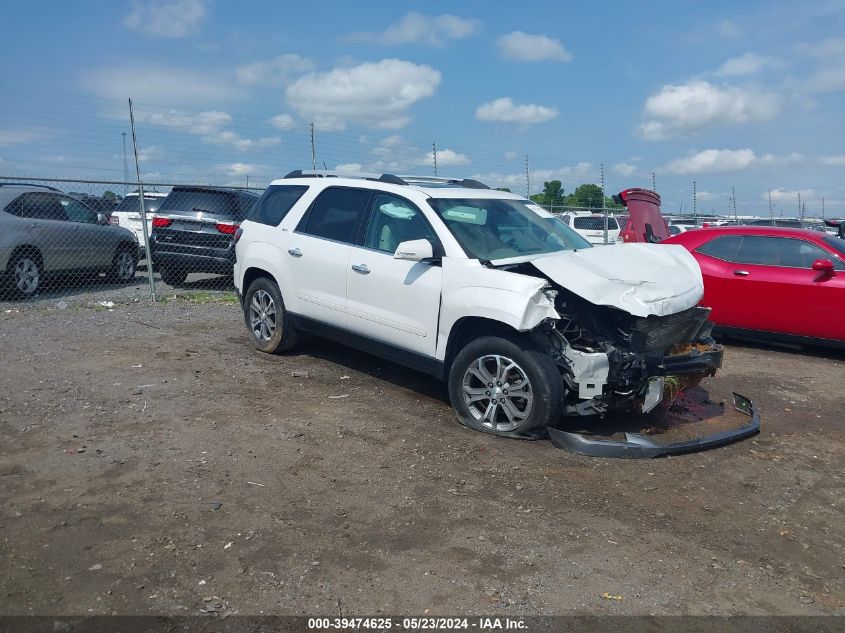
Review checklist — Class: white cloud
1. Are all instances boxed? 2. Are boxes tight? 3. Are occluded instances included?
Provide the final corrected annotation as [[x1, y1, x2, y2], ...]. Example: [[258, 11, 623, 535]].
[[497, 31, 572, 62], [223, 162, 256, 176], [86, 64, 245, 106], [286, 59, 441, 130], [236, 54, 314, 86], [715, 53, 780, 77], [124, 0, 207, 38], [799, 38, 845, 92], [420, 148, 470, 167], [269, 114, 297, 130], [347, 12, 481, 47], [662, 149, 758, 175], [335, 163, 364, 173], [475, 97, 559, 126], [471, 163, 595, 192], [804, 67, 845, 92], [637, 81, 780, 140], [0, 127, 42, 147], [766, 188, 816, 204], [613, 163, 638, 177], [717, 20, 741, 39], [137, 109, 280, 151], [820, 154, 845, 165]]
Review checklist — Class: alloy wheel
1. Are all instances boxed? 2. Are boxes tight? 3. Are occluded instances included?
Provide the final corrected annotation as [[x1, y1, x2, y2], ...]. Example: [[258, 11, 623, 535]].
[[249, 289, 277, 341], [462, 354, 533, 432], [14, 258, 39, 295]]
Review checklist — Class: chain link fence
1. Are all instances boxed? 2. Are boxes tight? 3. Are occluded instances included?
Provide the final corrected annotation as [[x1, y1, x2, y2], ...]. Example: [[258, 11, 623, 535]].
[[0, 176, 264, 303]]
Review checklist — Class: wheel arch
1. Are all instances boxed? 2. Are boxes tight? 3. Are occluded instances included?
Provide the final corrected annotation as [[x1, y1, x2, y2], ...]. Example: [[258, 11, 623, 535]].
[[9, 244, 44, 271], [242, 266, 279, 295], [442, 316, 523, 377]]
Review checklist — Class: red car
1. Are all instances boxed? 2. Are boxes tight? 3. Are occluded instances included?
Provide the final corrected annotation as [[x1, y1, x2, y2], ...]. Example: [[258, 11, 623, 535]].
[[663, 226, 845, 347]]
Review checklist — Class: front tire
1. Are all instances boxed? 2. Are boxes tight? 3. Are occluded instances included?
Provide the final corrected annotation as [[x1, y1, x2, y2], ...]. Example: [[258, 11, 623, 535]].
[[109, 247, 137, 283], [243, 277, 299, 354], [448, 334, 564, 437], [10, 252, 41, 299]]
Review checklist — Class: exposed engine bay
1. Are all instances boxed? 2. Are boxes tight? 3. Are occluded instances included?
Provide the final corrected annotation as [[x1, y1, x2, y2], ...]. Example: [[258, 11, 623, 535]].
[[503, 260, 724, 417]]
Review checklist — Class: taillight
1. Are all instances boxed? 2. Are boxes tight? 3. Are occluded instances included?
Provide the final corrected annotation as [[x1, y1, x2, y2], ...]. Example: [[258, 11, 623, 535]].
[[152, 216, 172, 228], [215, 222, 239, 235], [233, 226, 243, 243], [109, 215, 119, 225]]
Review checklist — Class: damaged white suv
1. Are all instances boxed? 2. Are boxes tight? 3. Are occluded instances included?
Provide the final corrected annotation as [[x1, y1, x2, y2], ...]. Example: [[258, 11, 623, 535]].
[[234, 172, 723, 438]]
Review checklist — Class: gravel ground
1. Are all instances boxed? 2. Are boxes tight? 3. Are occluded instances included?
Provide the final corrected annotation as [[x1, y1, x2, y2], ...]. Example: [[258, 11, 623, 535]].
[[0, 298, 842, 616]]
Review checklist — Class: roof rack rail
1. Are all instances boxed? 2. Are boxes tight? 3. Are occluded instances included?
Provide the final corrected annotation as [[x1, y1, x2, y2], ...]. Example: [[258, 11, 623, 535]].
[[283, 170, 490, 190], [284, 169, 407, 185], [397, 175, 490, 190], [0, 182, 62, 192]]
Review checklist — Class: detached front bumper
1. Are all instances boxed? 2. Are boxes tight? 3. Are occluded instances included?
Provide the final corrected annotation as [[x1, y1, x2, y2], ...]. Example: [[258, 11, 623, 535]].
[[547, 393, 760, 458], [659, 342, 724, 376]]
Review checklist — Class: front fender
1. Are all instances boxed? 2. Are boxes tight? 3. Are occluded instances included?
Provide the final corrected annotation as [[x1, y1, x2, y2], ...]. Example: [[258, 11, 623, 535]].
[[436, 258, 559, 360]]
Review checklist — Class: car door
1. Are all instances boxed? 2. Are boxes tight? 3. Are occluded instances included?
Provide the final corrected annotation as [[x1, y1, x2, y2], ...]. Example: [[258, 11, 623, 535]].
[[692, 235, 742, 325], [346, 192, 444, 357], [282, 186, 372, 329], [59, 196, 107, 269], [10, 192, 73, 271], [717, 235, 843, 337]]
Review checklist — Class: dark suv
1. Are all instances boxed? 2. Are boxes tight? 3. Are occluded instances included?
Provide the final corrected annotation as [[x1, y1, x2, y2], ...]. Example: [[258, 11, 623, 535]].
[[149, 186, 259, 285]]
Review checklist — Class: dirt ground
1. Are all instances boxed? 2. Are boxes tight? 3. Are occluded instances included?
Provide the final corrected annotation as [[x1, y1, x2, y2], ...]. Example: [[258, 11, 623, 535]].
[[0, 297, 843, 616]]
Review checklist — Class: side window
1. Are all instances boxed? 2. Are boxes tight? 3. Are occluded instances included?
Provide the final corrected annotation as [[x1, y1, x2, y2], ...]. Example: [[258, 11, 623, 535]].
[[297, 187, 371, 243], [60, 197, 98, 224], [696, 235, 742, 261], [247, 185, 309, 226], [732, 236, 834, 268], [780, 239, 844, 269], [14, 193, 68, 221], [363, 193, 438, 254]]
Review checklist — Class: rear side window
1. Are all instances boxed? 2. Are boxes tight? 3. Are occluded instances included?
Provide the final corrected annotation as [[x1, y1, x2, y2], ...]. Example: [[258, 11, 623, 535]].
[[735, 236, 844, 269], [573, 216, 619, 230], [297, 187, 371, 243], [696, 235, 742, 261], [248, 185, 309, 226], [114, 195, 166, 213], [6, 192, 68, 221]]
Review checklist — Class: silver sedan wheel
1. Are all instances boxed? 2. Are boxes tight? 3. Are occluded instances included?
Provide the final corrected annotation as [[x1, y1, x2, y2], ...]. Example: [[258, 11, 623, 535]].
[[115, 252, 135, 281], [462, 354, 533, 432], [249, 289, 277, 341], [14, 258, 39, 295]]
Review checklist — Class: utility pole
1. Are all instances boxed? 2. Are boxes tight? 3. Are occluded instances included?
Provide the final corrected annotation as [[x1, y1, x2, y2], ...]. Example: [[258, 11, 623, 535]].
[[122, 132, 128, 193], [128, 98, 156, 302], [601, 162, 608, 245], [768, 189, 773, 225], [731, 185, 737, 222], [524, 155, 530, 198], [797, 191, 802, 219], [310, 122, 316, 170], [651, 171, 656, 192], [822, 197, 825, 219], [693, 179, 697, 225], [432, 142, 438, 176]]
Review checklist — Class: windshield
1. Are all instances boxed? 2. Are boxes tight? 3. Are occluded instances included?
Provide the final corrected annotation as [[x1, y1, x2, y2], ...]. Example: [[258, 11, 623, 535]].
[[572, 216, 619, 231], [428, 198, 591, 260], [114, 195, 165, 213]]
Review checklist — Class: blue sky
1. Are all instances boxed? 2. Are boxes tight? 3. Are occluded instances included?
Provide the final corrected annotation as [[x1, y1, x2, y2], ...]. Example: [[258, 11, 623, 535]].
[[1, 0, 844, 216]]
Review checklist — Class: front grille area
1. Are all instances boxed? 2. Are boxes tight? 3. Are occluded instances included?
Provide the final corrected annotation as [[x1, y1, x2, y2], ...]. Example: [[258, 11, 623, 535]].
[[625, 307, 711, 352]]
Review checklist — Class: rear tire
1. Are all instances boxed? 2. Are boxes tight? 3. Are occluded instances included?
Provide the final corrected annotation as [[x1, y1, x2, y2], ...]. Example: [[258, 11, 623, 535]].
[[9, 251, 42, 299], [159, 266, 187, 286], [448, 334, 564, 437], [108, 247, 137, 283], [243, 277, 299, 354]]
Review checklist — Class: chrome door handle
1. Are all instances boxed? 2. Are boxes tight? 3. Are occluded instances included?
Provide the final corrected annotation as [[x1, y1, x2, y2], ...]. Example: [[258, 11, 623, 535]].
[[351, 263, 370, 274], [733, 270, 750, 276], [288, 248, 302, 257]]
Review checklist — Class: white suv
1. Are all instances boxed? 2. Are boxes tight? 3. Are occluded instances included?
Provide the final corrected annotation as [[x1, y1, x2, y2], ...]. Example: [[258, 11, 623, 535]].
[[234, 171, 724, 439], [558, 211, 621, 245]]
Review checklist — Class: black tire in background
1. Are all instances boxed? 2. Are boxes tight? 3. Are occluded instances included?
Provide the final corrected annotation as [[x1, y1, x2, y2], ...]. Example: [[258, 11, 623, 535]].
[[159, 266, 187, 286], [243, 276, 299, 354], [448, 334, 564, 437]]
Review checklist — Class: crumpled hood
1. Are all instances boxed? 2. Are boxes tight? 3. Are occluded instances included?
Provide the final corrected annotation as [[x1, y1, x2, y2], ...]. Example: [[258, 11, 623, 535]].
[[529, 244, 704, 317]]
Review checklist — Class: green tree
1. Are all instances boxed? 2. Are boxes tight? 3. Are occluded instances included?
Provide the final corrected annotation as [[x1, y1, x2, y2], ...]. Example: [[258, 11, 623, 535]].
[[565, 183, 604, 209], [102, 190, 120, 202], [540, 180, 565, 208], [495, 187, 511, 192]]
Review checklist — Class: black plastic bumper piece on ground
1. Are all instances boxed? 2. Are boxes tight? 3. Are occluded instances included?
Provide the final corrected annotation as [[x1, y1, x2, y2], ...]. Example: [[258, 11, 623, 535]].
[[546, 393, 760, 459]]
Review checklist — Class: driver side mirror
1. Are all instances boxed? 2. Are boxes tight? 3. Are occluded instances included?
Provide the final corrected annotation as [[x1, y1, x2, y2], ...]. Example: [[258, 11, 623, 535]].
[[812, 258, 835, 276], [96, 213, 109, 225], [393, 239, 434, 262]]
